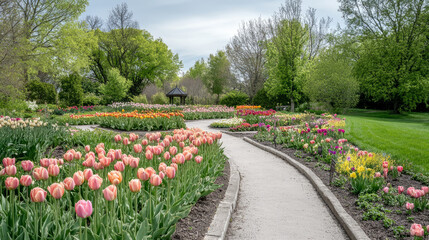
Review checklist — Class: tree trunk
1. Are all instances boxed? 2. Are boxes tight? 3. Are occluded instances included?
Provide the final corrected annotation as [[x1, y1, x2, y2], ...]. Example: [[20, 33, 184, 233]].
[[290, 97, 295, 112]]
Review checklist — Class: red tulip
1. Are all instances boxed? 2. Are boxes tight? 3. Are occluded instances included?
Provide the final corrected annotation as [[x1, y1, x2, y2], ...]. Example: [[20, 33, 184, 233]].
[[88, 175, 103, 190], [20, 175, 32, 187], [103, 185, 117, 201], [75, 200, 93, 218], [63, 177, 76, 191], [5, 165, 16, 176], [48, 164, 60, 177], [129, 179, 141, 192], [33, 167, 49, 180], [21, 160, 34, 172], [5, 177, 19, 190], [48, 183, 65, 199], [73, 171, 85, 186], [30, 187, 47, 202]]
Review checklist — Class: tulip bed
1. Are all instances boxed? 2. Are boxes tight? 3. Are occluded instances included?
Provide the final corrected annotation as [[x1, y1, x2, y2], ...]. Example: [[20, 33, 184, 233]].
[[0, 127, 227, 239], [254, 115, 429, 239]]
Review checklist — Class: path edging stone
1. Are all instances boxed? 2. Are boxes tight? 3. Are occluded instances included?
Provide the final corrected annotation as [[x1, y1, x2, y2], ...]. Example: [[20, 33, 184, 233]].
[[204, 154, 240, 240], [243, 137, 370, 240]]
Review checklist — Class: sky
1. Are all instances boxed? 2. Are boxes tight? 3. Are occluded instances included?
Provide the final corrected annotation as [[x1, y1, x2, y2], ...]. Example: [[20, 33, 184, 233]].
[[82, 0, 344, 73]]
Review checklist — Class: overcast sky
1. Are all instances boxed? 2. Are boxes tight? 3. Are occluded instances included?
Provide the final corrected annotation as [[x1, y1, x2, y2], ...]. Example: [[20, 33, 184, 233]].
[[82, 0, 344, 72]]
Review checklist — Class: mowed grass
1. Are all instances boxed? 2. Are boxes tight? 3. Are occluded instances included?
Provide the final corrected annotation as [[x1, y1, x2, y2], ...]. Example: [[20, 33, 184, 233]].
[[342, 109, 429, 173]]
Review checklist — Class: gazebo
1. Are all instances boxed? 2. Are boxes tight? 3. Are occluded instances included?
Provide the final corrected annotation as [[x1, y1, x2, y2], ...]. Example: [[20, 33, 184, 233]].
[[166, 86, 187, 105]]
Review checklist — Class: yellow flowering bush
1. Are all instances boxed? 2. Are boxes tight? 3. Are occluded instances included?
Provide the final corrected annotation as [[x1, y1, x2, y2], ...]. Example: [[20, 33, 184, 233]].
[[336, 151, 392, 176], [322, 118, 346, 129]]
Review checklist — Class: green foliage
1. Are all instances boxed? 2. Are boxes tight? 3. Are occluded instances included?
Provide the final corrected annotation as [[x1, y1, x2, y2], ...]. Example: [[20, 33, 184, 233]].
[[26, 80, 57, 104], [151, 92, 169, 104], [82, 93, 101, 106], [204, 51, 233, 102], [303, 48, 359, 112], [99, 68, 132, 104], [264, 19, 308, 111], [132, 94, 149, 104], [252, 87, 276, 109], [219, 91, 249, 106], [59, 73, 84, 107], [81, 78, 101, 94]]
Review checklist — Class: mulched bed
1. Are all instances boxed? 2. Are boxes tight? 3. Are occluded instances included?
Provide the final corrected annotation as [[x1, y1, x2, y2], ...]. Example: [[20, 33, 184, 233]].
[[172, 159, 230, 240], [252, 136, 428, 240]]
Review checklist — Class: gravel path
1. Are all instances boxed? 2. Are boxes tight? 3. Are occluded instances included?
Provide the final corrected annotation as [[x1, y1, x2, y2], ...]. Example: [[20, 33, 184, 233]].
[[186, 120, 348, 240]]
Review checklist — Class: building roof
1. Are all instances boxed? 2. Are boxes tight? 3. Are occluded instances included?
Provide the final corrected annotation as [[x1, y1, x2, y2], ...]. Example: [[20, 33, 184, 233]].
[[166, 86, 187, 97]]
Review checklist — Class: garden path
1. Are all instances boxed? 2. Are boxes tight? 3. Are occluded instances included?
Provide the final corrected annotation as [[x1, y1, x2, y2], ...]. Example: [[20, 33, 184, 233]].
[[185, 120, 349, 240]]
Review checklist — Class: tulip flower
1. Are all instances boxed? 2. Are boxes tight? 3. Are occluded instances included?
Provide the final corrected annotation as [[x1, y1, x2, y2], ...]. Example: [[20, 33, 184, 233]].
[[145, 150, 153, 160], [2, 157, 15, 167], [5, 165, 17, 176], [20, 175, 32, 187], [169, 146, 177, 155], [33, 167, 49, 180], [108, 171, 122, 185], [40, 158, 50, 167], [129, 179, 141, 192], [30, 187, 47, 202], [5, 177, 19, 190], [114, 161, 125, 172], [163, 152, 171, 160], [114, 134, 122, 142], [129, 157, 140, 168], [64, 152, 74, 162], [195, 156, 203, 164], [406, 202, 414, 210], [123, 137, 130, 145], [100, 156, 111, 167], [48, 164, 60, 177], [141, 139, 148, 146], [150, 174, 162, 186], [382, 187, 389, 194], [75, 200, 93, 218], [374, 172, 381, 178], [410, 223, 424, 237], [145, 167, 156, 178], [397, 166, 403, 173], [83, 168, 93, 181], [171, 163, 178, 171], [166, 167, 176, 179], [63, 177, 75, 191], [74, 151, 82, 160], [73, 171, 85, 186], [159, 162, 167, 172], [103, 185, 117, 201], [176, 153, 185, 164], [137, 168, 150, 181], [382, 161, 389, 168], [85, 145, 90, 152], [422, 186, 428, 195], [48, 183, 65, 199], [398, 186, 404, 194], [134, 144, 142, 153], [21, 160, 34, 172], [88, 175, 103, 190]]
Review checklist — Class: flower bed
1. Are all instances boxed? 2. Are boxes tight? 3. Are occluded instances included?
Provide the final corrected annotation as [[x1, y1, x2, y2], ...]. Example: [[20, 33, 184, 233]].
[[209, 117, 245, 128], [229, 122, 270, 132], [0, 128, 226, 239], [182, 106, 235, 120], [253, 116, 429, 239], [236, 105, 261, 110]]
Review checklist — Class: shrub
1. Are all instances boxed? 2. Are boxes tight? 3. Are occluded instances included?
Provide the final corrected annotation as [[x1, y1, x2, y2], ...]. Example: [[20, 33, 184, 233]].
[[26, 80, 57, 104], [81, 77, 100, 94], [132, 94, 148, 104], [99, 68, 132, 104], [252, 88, 275, 109], [59, 73, 84, 107], [82, 93, 101, 106], [219, 90, 249, 107], [151, 92, 169, 104]]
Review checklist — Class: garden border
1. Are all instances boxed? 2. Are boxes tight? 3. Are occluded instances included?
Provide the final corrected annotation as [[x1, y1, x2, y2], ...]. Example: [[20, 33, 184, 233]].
[[204, 155, 240, 240], [243, 137, 370, 240]]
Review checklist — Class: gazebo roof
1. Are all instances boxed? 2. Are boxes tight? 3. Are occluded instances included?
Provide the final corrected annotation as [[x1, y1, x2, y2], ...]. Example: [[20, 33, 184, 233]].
[[166, 86, 187, 97]]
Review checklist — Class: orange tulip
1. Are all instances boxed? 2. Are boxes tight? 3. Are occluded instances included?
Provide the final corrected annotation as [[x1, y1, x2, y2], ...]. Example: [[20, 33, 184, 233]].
[[108, 171, 122, 185]]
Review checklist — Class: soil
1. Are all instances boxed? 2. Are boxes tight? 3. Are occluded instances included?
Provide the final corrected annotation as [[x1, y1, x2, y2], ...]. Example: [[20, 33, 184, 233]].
[[254, 138, 428, 240], [172, 159, 230, 240]]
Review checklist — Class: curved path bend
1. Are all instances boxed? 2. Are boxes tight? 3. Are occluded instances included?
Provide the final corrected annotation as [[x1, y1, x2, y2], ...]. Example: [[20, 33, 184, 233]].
[[186, 120, 348, 240]]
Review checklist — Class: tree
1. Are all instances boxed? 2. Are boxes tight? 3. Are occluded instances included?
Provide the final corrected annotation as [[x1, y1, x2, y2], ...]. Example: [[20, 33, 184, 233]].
[[85, 15, 103, 30], [99, 68, 132, 104], [59, 73, 84, 107], [226, 17, 269, 100], [303, 48, 359, 111], [204, 51, 234, 103], [339, 0, 429, 112]]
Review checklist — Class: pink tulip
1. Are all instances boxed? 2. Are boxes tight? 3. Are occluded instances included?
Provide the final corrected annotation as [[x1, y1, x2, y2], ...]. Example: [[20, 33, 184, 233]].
[[88, 175, 103, 190], [5, 177, 19, 190], [166, 167, 176, 179], [382, 161, 389, 168], [374, 172, 381, 178], [422, 186, 428, 195], [159, 162, 167, 172], [129, 179, 141, 192], [82, 157, 95, 168], [123, 137, 130, 145], [58, 159, 64, 165], [398, 186, 404, 194], [145, 167, 156, 178], [195, 156, 203, 164], [150, 174, 162, 186], [159, 171, 165, 179], [48, 183, 65, 199], [100, 156, 112, 167], [20, 175, 32, 187], [33, 167, 49, 180], [397, 166, 403, 173], [83, 168, 93, 181], [153, 146, 162, 156], [40, 158, 50, 167], [73, 171, 85, 186], [169, 146, 177, 156], [30, 187, 47, 202], [382, 187, 389, 194], [171, 163, 178, 171], [48, 164, 60, 177], [410, 223, 424, 237], [75, 200, 93, 218], [134, 144, 143, 153], [64, 152, 74, 162], [21, 160, 34, 172], [179, 142, 185, 148], [63, 177, 75, 191], [137, 168, 150, 181], [407, 187, 415, 196], [176, 153, 185, 164], [184, 151, 192, 161], [114, 161, 125, 172], [129, 157, 139, 168], [103, 185, 117, 201], [114, 134, 122, 142], [2, 157, 15, 167], [5, 165, 16, 176], [85, 145, 90, 152], [163, 152, 171, 160], [74, 151, 82, 160], [94, 162, 104, 170], [114, 149, 122, 160], [141, 139, 148, 146], [406, 202, 414, 210], [145, 150, 153, 160]]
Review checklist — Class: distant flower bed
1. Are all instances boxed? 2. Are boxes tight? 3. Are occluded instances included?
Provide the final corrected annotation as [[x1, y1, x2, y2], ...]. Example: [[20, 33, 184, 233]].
[[236, 105, 261, 110], [229, 122, 270, 132], [210, 117, 245, 128], [236, 109, 276, 116]]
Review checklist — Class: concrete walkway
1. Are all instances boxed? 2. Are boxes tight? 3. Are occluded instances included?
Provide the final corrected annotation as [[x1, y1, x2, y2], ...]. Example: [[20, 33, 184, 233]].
[[186, 120, 348, 240]]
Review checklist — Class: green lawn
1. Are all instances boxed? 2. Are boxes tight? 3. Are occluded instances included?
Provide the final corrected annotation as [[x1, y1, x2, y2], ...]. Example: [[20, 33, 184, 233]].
[[342, 109, 429, 173]]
